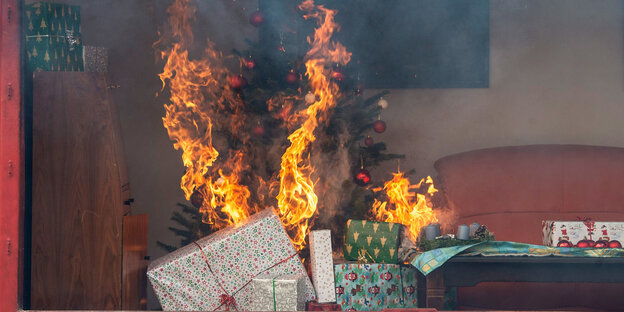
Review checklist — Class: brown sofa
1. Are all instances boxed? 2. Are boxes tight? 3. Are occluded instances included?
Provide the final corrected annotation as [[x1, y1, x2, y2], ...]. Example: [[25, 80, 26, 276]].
[[434, 144, 624, 311]]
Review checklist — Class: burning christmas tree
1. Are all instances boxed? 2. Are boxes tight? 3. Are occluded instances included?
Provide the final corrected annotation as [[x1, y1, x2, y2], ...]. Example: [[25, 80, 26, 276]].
[[155, 0, 440, 253]]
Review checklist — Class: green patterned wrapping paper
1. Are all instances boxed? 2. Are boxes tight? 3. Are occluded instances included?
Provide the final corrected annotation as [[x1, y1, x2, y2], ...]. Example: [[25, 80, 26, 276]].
[[25, 2, 83, 71], [344, 220, 401, 263], [334, 263, 417, 311]]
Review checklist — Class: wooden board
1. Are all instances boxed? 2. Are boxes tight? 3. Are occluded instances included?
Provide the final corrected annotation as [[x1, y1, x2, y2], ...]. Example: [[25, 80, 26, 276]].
[[31, 72, 123, 309], [122, 214, 148, 310]]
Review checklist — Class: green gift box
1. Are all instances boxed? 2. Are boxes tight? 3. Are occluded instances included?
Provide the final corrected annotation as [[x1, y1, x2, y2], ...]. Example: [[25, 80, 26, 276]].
[[25, 2, 84, 72], [344, 220, 402, 263], [334, 263, 418, 311]]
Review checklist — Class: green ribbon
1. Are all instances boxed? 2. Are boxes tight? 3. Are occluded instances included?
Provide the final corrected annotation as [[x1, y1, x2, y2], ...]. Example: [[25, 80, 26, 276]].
[[272, 278, 277, 311]]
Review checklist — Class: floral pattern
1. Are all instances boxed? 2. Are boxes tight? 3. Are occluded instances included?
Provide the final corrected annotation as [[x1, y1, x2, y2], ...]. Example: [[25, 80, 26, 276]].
[[310, 230, 336, 303], [147, 208, 316, 311]]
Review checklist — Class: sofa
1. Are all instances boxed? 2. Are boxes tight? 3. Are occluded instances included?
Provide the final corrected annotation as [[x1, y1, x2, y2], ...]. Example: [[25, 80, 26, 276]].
[[434, 144, 624, 311]]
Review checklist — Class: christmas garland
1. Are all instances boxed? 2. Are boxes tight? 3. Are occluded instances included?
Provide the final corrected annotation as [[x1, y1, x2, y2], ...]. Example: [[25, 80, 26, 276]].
[[417, 226, 495, 251]]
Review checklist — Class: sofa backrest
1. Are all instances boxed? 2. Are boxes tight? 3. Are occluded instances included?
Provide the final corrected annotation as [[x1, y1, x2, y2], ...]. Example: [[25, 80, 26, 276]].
[[434, 144, 624, 244]]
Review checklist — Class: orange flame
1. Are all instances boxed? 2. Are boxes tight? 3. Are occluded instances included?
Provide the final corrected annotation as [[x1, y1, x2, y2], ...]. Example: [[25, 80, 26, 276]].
[[372, 172, 439, 239], [157, 0, 257, 229], [277, 0, 352, 250]]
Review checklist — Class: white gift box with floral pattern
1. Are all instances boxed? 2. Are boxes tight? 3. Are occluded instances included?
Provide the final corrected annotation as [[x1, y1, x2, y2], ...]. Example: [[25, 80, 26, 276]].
[[147, 208, 316, 311], [309, 229, 336, 303]]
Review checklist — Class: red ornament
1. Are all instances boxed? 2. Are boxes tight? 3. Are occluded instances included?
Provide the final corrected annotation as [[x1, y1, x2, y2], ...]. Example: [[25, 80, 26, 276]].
[[243, 57, 256, 70], [252, 123, 265, 136], [364, 136, 374, 147], [586, 239, 596, 247], [249, 11, 265, 27], [331, 68, 345, 81], [608, 240, 622, 248], [190, 190, 203, 208], [285, 71, 298, 84], [556, 240, 572, 248], [576, 240, 590, 248], [353, 84, 364, 96], [228, 75, 247, 89], [594, 240, 609, 248], [373, 120, 387, 133], [355, 169, 371, 186]]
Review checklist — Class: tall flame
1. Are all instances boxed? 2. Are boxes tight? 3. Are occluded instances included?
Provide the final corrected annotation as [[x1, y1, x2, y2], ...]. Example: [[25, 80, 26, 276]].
[[277, 0, 351, 250], [372, 172, 439, 239], [157, 0, 256, 229]]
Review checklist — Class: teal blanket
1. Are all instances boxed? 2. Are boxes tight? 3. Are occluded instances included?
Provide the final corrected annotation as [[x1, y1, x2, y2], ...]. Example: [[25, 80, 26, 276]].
[[413, 241, 624, 275]]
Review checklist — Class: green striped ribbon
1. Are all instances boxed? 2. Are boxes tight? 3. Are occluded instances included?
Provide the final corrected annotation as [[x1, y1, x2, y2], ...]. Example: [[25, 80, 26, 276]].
[[272, 278, 277, 311]]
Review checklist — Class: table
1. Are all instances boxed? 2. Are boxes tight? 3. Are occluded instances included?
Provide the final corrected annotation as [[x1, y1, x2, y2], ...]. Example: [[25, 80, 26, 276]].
[[416, 255, 624, 310]]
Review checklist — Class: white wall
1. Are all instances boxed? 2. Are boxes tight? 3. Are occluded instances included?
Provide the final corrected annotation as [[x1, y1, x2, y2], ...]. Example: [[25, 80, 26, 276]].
[[371, 0, 624, 181]]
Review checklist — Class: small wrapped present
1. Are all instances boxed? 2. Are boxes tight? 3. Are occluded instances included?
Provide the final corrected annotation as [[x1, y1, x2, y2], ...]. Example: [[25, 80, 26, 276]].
[[542, 220, 624, 246], [310, 230, 336, 303], [344, 220, 410, 263], [307, 301, 342, 311], [334, 263, 418, 311], [250, 274, 307, 311], [83, 46, 108, 72], [25, 2, 84, 72], [147, 208, 316, 311]]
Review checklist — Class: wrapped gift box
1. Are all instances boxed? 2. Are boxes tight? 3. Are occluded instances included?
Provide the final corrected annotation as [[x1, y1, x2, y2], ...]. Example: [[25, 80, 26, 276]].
[[147, 208, 315, 311], [25, 2, 84, 71], [251, 273, 307, 311], [310, 230, 336, 303], [344, 220, 402, 263], [334, 263, 418, 311], [542, 220, 624, 246]]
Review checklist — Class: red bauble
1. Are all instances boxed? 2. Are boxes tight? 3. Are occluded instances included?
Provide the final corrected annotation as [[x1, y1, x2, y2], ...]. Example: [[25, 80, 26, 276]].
[[331, 68, 345, 81], [556, 240, 572, 248], [190, 190, 203, 208], [586, 240, 596, 247], [373, 120, 387, 133], [576, 240, 590, 248], [594, 240, 609, 248], [608, 240, 622, 248], [228, 75, 247, 89], [244, 58, 256, 70], [249, 11, 265, 27], [252, 123, 265, 136], [355, 169, 371, 186], [364, 136, 374, 147], [285, 71, 299, 84]]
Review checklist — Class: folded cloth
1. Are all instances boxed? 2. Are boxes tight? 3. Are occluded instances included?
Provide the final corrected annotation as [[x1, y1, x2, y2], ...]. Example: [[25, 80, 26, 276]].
[[413, 241, 624, 275]]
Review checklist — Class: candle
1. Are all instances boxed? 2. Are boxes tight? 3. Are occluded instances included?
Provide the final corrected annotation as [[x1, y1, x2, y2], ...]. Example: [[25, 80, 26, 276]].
[[424, 223, 441, 240], [457, 224, 470, 240]]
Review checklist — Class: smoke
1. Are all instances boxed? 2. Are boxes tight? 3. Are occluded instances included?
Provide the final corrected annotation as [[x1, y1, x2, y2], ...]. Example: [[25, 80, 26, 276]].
[[310, 122, 353, 227], [433, 205, 458, 234]]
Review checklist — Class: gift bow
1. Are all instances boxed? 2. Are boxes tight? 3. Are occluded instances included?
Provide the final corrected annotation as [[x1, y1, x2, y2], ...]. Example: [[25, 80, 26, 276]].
[[357, 248, 374, 264], [219, 294, 237, 311]]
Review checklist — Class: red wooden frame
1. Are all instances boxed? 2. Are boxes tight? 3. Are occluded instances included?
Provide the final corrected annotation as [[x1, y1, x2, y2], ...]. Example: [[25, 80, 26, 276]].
[[0, 0, 23, 310]]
